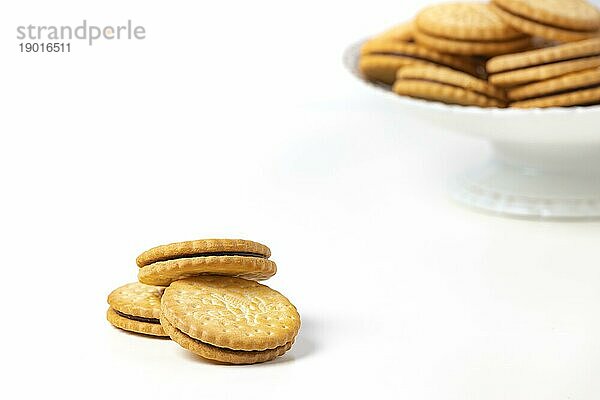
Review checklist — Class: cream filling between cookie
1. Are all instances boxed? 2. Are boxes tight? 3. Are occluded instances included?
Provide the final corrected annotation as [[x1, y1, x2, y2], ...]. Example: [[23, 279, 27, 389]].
[[176, 251, 267, 258], [169, 321, 287, 355], [114, 309, 160, 324], [147, 251, 268, 265]]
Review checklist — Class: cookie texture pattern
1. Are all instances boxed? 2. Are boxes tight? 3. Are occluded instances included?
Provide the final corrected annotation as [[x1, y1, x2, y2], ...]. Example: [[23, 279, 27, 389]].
[[107, 282, 164, 319], [416, 2, 524, 40], [490, 3, 600, 42], [161, 276, 300, 352], [492, 0, 600, 31]]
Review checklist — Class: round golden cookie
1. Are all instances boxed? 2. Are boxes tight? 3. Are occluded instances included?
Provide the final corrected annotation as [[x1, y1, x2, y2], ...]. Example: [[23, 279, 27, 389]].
[[489, 56, 600, 86], [359, 40, 480, 84], [107, 307, 167, 337], [510, 86, 600, 108], [161, 276, 300, 350], [492, 0, 600, 32], [393, 80, 505, 108], [136, 238, 271, 267], [508, 68, 600, 100], [106, 282, 167, 337], [360, 39, 475, 69], [160, 316, 294, 364], [138, 255, 276, 286], [416, 2, 524, 40], [414, 29, 531, 56], [359, 55, 427, 85], [487, 37, 600, 74], [397, 65, 507, 101], [108, 282, 164, 319], [489, 3, 599, 42]]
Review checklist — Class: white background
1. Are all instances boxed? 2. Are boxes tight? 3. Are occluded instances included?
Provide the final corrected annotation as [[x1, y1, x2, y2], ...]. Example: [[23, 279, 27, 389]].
[[2, 1, 600, 399]]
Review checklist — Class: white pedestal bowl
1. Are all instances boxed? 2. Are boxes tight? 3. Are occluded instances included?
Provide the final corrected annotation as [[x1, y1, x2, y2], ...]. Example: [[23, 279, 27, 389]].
[[345, 41, 600, 220]]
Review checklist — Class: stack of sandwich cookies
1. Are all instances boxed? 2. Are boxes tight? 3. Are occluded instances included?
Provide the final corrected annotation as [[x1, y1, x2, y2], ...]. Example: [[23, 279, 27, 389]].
[[360, 24, 480, 85], [160, 276, 300, 364], [137, 239, 276, 286], [107, 282, 168, 337], [414, 2, 531, 55], [508, 68, 600, 107], [487, 37, 600, 86], [487, 37, 600, 107], [107, 238, 299, 364], [490, 0, 600, 42], [394, 65, 507, 107]]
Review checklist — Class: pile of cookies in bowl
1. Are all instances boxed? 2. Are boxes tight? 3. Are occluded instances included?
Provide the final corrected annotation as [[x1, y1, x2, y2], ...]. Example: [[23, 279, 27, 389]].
[[106, 238, 300, 365], [359, 0, 600, 108]]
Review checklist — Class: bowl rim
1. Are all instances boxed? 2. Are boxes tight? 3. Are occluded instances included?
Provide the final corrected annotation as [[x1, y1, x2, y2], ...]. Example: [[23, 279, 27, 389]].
[[344, 39, 600, 115]]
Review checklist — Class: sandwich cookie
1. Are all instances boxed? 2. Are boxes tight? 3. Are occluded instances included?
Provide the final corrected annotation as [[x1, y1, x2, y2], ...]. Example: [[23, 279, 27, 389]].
[[106, 282, 168, 337], [508, 67, 600, 100], [359, 40, 480, 85], [160, 276, 300, 364], [393, 64, 507, 107], [137, 239, 276, 286], [490, 0, 600, 42], [510, 68, 600, 107], [487, 37, 600, 86], [414, 2, 531, 56]]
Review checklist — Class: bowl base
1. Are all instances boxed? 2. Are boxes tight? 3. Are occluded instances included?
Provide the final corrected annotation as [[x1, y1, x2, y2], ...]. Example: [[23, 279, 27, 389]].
[[451, 144, 600, 220]]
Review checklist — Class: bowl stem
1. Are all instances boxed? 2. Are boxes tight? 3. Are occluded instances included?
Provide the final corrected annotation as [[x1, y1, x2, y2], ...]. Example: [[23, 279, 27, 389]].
[[451, 142, 600, 219]]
